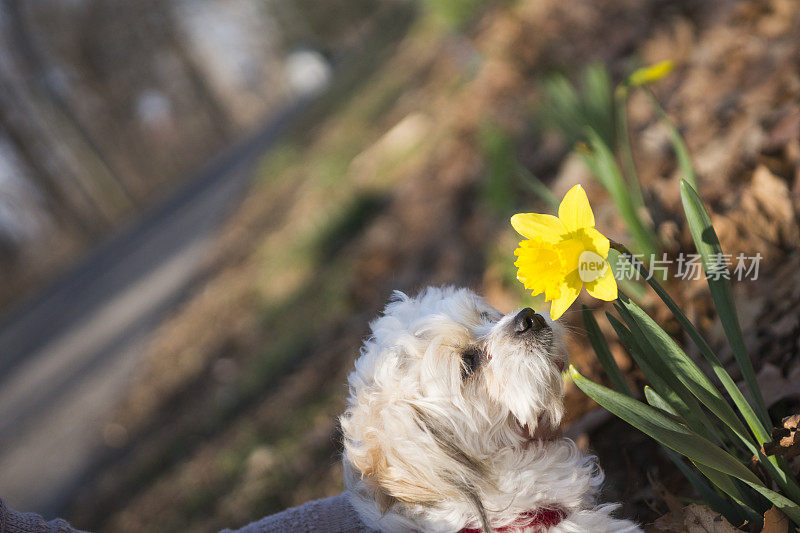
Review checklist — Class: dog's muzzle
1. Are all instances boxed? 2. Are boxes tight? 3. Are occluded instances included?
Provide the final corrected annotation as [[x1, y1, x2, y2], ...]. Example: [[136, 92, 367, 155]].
[[511, 308, 562, 370]]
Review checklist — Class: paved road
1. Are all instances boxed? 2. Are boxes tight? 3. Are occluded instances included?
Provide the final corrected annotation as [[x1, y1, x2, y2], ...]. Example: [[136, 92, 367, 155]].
[[0, 101, 304, 517]]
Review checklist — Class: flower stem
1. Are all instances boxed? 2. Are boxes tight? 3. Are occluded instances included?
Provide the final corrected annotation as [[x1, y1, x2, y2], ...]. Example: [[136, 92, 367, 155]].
[[614, 86, 646, 210]]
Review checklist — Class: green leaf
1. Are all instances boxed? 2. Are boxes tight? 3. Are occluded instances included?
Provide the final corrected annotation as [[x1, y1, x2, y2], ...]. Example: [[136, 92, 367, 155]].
[[651, 387, 752, 525], [611, 304, 727, 445], [570, 366, 800, 525], [514, 164, 559, 209], [662, 448, 748, 527], [614, 85, 646, 210], [607, 313, 702, 433], [691, 461, 762, 526], [570, 366, 757, 481], [614, 248, 769, 445], [543, 75, 585, 143], [646, 90, 696, 190], [582, 305, 631, 396], [581, 63, 615, 148], [616, 293, 754, 451], [607, 316, 677, 402], [752, 448, 800, 504], [680, 180, 769, 429], [746, 485, 800, 525], [644, 386, 680, 418], [615, 247, 800, 501], [541, 64, 615, 148]]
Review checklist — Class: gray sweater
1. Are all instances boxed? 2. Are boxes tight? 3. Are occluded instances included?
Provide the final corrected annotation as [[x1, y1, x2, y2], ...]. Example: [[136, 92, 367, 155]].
[[1, 493, 373, 533]]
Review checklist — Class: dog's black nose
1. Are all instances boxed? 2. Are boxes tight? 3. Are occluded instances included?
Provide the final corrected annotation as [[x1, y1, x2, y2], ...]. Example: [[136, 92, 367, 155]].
[[514, 308, 547, 334]]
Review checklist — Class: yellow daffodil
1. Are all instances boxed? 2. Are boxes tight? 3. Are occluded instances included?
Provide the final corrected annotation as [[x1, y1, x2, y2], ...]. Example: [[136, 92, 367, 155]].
[[511, 184, 617, 320], [628, 60, 674, 87]]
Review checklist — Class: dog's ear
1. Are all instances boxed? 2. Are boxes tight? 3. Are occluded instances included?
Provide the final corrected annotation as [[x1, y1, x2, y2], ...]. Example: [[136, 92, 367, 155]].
[[343, 405, 463, 510], [344, 436, 443, 511], [349, 405, 487, 507], [349, 408, 492, 530], [345, 438, 398, 512]]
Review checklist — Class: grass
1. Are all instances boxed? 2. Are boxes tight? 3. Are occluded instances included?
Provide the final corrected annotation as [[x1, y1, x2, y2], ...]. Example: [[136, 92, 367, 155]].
[[421, 0, 487, 30]]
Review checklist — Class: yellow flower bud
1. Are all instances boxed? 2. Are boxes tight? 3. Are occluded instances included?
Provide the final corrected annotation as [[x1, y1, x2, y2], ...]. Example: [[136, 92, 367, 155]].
[[628, 60, 675, 87]]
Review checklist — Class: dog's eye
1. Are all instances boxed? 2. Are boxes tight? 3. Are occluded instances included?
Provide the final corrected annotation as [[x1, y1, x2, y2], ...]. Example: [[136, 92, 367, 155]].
[[479, 311, 499, 323], [461, 347, 483, 378]]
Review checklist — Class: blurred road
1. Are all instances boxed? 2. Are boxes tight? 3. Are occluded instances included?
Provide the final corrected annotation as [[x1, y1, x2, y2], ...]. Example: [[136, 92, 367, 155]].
[[0, 101, 304, 516]]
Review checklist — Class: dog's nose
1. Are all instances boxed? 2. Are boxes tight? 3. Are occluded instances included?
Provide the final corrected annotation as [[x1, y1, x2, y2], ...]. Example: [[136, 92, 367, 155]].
[[514, 308, 547, 334]]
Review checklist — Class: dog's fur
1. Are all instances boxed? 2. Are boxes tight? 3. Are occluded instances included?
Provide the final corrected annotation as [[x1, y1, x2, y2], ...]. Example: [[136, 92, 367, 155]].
[[340, 287, 642, 532]]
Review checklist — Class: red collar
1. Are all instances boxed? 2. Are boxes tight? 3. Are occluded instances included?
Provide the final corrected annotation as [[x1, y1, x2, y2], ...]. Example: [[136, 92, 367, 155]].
[[459, 508, 565, 532]]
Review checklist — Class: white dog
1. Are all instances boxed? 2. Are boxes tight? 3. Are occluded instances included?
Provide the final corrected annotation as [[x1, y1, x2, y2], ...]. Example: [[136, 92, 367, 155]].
[[340, 287, 642, 533]]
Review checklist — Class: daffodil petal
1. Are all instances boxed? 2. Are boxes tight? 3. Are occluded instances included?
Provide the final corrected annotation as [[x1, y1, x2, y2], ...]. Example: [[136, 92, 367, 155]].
[[548, 270, 582, 320], [544, 283, 561, 302], [558, 184, 595, 231], [585, 262, 618, 301], [510, 213, 567, 243], [581, 226, 610, 258]]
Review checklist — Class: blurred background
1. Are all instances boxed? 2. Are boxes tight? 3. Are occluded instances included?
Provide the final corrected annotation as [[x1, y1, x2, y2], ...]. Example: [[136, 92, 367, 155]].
[[1, 0, 799, 531]]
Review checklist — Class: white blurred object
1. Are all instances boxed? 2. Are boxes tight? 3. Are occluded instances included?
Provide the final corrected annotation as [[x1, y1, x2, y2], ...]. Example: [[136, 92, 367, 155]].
[[135, 89, 173, 129], [0, 137, 49, 248], [172, 0, 286, 127], [285, 49, 332, 98]]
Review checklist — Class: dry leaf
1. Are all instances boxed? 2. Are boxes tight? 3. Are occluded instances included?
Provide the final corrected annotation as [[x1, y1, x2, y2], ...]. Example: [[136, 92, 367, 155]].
[[761, 506, 789, 533], [743, 166, 800, 248], [650, 511, 684, 532], [762, 414, 800, 459], [650, 504, 743, 533], [683, 504, 742, 533]]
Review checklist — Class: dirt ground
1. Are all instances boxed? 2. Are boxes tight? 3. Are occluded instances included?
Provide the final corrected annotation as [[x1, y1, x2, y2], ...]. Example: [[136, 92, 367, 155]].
[[67, 1, 800, 531]]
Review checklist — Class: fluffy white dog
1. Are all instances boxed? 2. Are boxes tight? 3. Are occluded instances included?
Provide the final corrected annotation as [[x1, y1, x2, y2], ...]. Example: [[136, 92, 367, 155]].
[[340, 287, 642, 532]]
